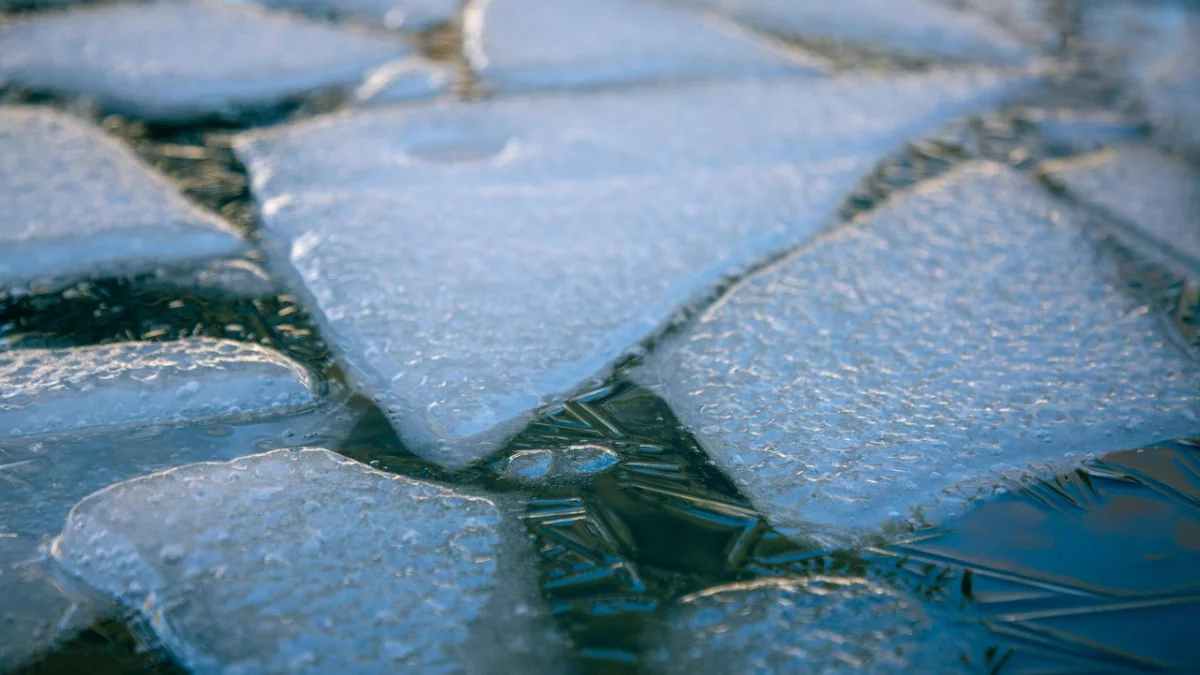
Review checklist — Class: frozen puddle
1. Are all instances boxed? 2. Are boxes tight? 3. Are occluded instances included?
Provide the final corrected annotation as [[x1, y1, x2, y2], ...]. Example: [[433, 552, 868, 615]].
[[466, 0, 821, 94], [0, 1, 437, 124], [666, 0, 1031, 65], [636, 161, 1200, 538], [0, 107, 244, 294], [1041, 144, 1200, 271], [49, 448, 562, 673], [237, 69, 1041, 468], [649, 577, 979, 674], [0, 338, 316, 438]]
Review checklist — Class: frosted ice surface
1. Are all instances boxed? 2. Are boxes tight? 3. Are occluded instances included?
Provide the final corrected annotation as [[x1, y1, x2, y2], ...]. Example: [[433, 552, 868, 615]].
[[0, 338, 317, 438], [239, 69, 1039, 195], [237, 70, 1042, 468], [648, 577, 977, 674], [0, 411, 353, 671], [0, 107, 244, 293], [50, 448, 559, 673], [0, 1, 427, 124], [231, 0, 461, 31], [669, 0, 1030, 64], [1042, 145, 1200, 270], [492, 444, 619, 484], [466, 0, 820, 94], [636, 162, 1200, 538]]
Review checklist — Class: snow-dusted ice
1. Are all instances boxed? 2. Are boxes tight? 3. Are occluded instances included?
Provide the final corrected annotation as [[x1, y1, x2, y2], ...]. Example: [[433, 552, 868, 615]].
[[50, 448, 562, 673], [1042, 145, 1200, 270], [649, 577, 978, 674], [667, 0, 1031, 64], [465, 0, 821, 94], [237, 70, 1041, 468], [0, 338, 316, 438], [0, 107, 244, 293], [0, 1, 431, 124], [636, 162, 1200, 538]]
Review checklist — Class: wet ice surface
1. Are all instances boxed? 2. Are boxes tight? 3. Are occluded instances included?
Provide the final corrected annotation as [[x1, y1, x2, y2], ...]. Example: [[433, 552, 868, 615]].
[[237, 69, 1041, 468], [637, 161, 1200, 539], [0, 1, 428, 124], [491, 444, 618, 485], [649, 577, 978, 674], [466, 0, 821, 94], [0, 107, 244, 294], [0, 535, 99, 673], [0, 412, 354, 671], [669, 0, 1031, 64], [49, 448, 563, 674], [0, 338, 316, 438], [230, 0, 461, 31], [1042, 145, 1200, 271]]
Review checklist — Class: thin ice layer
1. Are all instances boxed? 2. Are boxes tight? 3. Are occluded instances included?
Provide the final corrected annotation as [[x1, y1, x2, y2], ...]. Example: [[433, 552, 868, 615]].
[[237, 70, 1042, 468], [0, 1, 425, 124], [669, 0, 1030, 64], [0, 107, 244, 292], [1085, 2, 1200, 157], [232, 0, 460, 31], [0, 535, 100, 672], [1042, 145, 1200, 270], [0, 338, 316, 438], [636, 162, 1200, 537], [466, 0, 819, 94], [649, 577, 978, 673], [49, 449, 553, 673]]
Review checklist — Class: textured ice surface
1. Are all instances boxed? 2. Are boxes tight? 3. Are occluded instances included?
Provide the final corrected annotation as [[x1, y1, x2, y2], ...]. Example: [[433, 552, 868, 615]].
[[637, 162, 1200, 538], [50, 448, 562, 673], [0, 107, 244, 293], [649, 577, 977, 674], [671, 0, 1030, 64], [492, 444, 619, 485], [466, 0, 820, 94], [0, 413, 351, 670], [0, 338, 316, 438], [0, 1, 426, 124], [1042, 145, 1200, 270], [237, 70, 1041, 468], [232, 0, 460, 31]]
